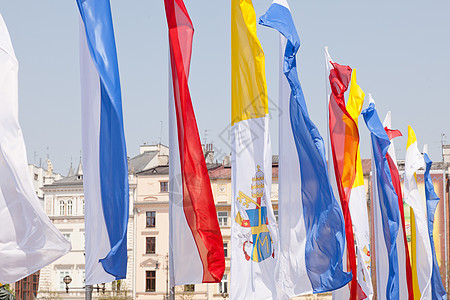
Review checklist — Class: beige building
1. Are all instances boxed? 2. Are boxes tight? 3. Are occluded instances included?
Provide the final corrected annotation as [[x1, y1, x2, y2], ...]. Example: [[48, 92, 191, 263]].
[[134, 165, 171, 299], [34, 144, 168, 299], [37, 159, 136, 299]]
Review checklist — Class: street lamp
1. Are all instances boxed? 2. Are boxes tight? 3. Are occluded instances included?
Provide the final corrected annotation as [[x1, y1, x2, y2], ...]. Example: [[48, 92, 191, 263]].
[[155, 253, 170, 300], [63, 274, 100, 297], [63, 275, 72, 293]]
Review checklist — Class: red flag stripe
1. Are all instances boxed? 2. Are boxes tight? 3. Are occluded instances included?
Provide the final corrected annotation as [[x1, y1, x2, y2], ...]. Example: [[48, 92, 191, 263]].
[[384, 127, 402, 141], [164, 0, 225, 283]]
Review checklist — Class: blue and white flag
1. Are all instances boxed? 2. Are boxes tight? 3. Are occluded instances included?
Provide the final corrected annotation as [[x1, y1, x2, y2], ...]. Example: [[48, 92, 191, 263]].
[[423, 145, 447, 300], [362, 100, 400, 300], [259, 1, 351, 298], [77, 0, 129, 284]]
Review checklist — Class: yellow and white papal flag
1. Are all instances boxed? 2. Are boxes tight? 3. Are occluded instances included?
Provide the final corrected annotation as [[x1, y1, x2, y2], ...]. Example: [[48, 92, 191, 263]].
[[404, 126, 432, 300], [230, 0, 278, 299]]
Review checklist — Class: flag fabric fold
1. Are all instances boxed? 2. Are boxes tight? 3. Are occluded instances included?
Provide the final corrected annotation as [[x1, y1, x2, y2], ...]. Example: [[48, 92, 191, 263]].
[[362, 100, 400, 300], [423, 145, 447, 300], [383, 112, 414, 300], [77, 0, 129, 284], [165, 0, 225, 285], [404, 126, 432, 299], [259, 2, 351, 298], [231, 0, 278, 298], [325, 48, 370, 300], [0, 14, 71, 284]]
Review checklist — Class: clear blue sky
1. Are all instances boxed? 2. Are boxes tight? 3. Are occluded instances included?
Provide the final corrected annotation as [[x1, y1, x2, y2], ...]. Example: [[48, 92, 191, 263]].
[[0, 0, 449, 175]]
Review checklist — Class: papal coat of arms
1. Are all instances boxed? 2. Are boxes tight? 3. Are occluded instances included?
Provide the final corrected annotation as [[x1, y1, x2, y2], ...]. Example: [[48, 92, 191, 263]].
[[234, 166, 273, 262]]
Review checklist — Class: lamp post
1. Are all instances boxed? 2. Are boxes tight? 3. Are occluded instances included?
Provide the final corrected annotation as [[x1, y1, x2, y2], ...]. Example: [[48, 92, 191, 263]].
[[155, 253, 169, 300], [63, 274, 100, 300]]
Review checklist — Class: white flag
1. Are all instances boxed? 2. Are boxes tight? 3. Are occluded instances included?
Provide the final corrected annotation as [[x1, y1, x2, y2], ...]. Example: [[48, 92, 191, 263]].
[[0, 14, 70, 284]]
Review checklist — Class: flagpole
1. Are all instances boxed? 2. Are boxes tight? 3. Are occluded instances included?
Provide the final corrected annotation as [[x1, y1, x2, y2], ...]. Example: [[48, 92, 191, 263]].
[[167, 40, 175, 300], [85, 284, 92, 300], [441, 134, 449, 293], [167, 41, 176, 300], [443, 160, 448, 293], [324, 46, 331, 167]]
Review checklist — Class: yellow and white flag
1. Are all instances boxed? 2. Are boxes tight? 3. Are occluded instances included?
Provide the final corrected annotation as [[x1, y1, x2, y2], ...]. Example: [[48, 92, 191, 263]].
[[230, 0, 277, 299], [404, 126, 432, 300]]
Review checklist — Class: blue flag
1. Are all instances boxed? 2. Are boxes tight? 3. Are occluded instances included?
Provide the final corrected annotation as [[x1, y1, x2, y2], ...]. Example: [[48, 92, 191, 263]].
[[362, 101, 399, 300], [259, 1, 351, 296]]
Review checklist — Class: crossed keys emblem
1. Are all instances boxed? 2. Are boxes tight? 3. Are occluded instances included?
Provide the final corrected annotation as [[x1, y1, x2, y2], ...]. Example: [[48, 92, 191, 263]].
[[237, 191, 261, 209]]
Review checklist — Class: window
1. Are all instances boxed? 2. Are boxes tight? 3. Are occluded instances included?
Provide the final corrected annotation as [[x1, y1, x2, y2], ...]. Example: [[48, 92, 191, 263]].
[[146, 211, 156, 228], [59, 200, 65, 216], [146, 271, 156, 292], [82, 199, 85, 215], [67, 200, 73, 215], [184, 284, 195, 292], [223, 242, 228, 258], [63, 233, 71, 242], [16, 272, 40, 299], [218, 273, 228, 294], [34, 173, 38, 180], [32, 272, 38, 292], [160, 181, 168, 192], [59, 271, 70, 291], [217, 211, 228, 227], [146, 237, 156, 254], [274, 210, 278, 223]]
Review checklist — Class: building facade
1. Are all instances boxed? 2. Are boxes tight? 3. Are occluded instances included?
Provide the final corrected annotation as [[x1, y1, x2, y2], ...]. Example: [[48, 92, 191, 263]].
[[30, 143, 449, 299], [37, 160, 136, 300]]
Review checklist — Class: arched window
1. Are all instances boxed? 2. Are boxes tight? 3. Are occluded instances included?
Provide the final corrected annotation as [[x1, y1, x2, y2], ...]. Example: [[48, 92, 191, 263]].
[[67, 200, 73, 215], [59, 200, 65, 216]]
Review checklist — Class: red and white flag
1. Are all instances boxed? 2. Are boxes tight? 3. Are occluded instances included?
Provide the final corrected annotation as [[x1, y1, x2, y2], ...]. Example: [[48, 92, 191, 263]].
[[164, 0, 225, 286], [326, 48, 371, 300]]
